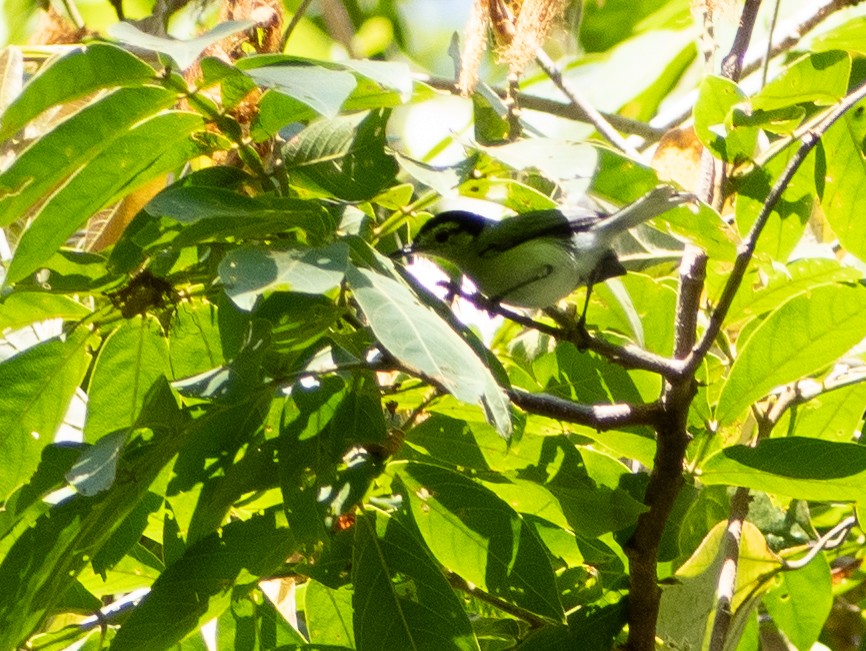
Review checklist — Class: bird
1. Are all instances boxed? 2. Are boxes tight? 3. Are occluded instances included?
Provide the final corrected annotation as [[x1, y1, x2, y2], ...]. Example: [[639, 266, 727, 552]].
[[394, 185, 691, 313]]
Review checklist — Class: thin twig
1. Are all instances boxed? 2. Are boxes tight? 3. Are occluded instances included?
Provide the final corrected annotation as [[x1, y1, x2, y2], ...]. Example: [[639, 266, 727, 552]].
[[783, 516, 857, 570], [761, 0, 783, 87], [279, 0, 314, 52], [417, 74, 665, 140], [454, 290, 682, 378], [686, 79, 866, 375], [534, 49, 642, 158]]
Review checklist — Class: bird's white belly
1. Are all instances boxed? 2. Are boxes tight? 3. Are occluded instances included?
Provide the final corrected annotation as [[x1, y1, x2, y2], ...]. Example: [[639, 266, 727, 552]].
[[464, 238, 604, 308]]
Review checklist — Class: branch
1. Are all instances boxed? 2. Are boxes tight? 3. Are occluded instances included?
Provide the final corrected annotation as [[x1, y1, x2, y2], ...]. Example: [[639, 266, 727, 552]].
[[624, 250, 704, 651], [720, 0, 763, 81], [279, 0, 314, 52], [533, 49, 642, 158], [417, 74, 666, 141], [685, 78, 866, 375], [654, 0, 863, 133], [783, 515, 857, 571], [451, 289, 682, 377], [447, 572, 547, 628], [507, 387, 661, 429], [707, 486, 751, 651]]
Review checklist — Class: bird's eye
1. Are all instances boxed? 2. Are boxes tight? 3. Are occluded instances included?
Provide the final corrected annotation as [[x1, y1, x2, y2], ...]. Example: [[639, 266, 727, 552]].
[[434, 230, 451, 243]]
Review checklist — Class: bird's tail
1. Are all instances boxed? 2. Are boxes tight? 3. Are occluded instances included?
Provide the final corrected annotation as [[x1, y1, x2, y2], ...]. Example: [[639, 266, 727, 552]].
[[591, 185, 694, 240]]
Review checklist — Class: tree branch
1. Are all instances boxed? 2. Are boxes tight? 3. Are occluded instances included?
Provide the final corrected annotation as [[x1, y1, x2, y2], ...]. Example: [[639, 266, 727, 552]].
[[685, 78, 866, 375], [507, 387, 661, 429]]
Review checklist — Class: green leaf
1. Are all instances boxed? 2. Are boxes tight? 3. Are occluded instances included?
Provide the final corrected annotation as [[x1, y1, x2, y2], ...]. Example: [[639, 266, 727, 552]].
[[219, 242, 349, 311], [6, 110, 207, 285], [0, 44, 156, 141], [107, 20, 256, 71], [0, 85, 178, 227], [243, 63, 357, 119], [305, 581, 354, 646], [0, 328, 91, 502], [168, 301, 225, 379], [699, 438, 866, 503], [353, 511, 480, 651], [726, 258, 862, 325], [346, 265, 512, 438], [813, 16, 866, 56], [716, 284, 866, 424], [398, 462, 565, 624], [281, 109, 398, 201], [147, 185, 336, 240], [693, 75, 757, 163], [763, 551, 831, 651], [0, 292, 91, 330], [751, 51, 851, 111], [85, 316, 170, 443], [819, 106, 866, 261], [777, 382, 866, 442], [110, 511, 297, 651], [0, 381, 188, 649]]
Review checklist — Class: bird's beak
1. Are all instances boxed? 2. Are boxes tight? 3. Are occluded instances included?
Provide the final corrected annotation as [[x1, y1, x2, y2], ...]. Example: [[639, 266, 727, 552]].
[[389, 244, 414, 260]]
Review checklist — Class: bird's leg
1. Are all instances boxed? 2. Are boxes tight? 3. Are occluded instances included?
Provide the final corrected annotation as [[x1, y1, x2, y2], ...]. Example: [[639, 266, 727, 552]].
[[436, 279, 461, 304]]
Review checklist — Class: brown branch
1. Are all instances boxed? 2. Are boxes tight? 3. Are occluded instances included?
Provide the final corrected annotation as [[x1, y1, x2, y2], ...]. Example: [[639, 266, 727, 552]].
[[707, 486, 752, 651], [279, 0, 314, 52], [533, 49, 642, 158], [507, 388, 662, 429], [720, 0, 763, 81], [417, 74, 665, 141], [685, 78, 866, 375], [624, 250, 704, 651]]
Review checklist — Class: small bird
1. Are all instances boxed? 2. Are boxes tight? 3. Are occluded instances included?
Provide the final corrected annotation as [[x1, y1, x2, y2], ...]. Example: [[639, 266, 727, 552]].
[[395, 185, 691, 311]]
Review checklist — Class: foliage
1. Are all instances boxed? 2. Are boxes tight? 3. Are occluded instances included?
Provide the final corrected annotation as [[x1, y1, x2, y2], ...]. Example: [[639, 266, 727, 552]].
[[2, 1, 866, 650]]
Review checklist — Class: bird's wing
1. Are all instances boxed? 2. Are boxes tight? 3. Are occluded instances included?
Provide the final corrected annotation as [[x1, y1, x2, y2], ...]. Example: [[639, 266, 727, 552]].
[[477, 209, 602, 257]]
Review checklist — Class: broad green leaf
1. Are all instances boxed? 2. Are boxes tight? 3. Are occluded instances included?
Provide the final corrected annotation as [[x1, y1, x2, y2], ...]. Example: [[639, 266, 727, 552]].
[[281, 109, 398, 201], [219, 242, 348, 310], [0, 292, 90, 330], [0, 381, 188, 650], [777, 382, 866, 442], [657, 521, 779, 650], [65, 430, 128, 496], [752, 51, 851, 111], [85, 316, 170, 443], [693, 75, 757, 163], [0, 85, 178, 227], [305, 581, 354, 647], [398, 462, 565, 623], [107, 20, 256, 71], [812, 16, 866, 56], [168, 301, 225, 379], [346, 265, 512, 438], [716, 284, 866, 424], [0, 328, 91, 502], [763, 551, 831, 651], [0, 44, 156, 141], [353, 511, 480, 651], [820, 107, 866, 261], [146, 185, 336, 242], [6, 110, 207, 285], [110, 511, 297, 651], [244, 64, 357, 119], [518, 594, 627, 651], [726, 258, 862, 325], [699, 438, 866, 503], [479, 139, 597, 185]]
